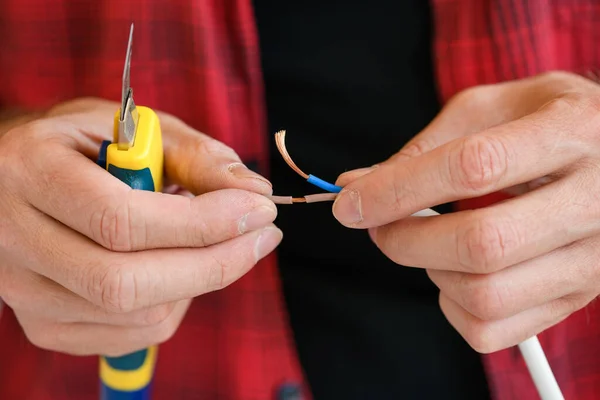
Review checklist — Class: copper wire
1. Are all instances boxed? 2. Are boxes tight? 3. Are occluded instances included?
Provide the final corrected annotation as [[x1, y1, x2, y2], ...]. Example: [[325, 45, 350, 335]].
[[271, 130, 338, 204], [268, 195, 336, 204], [274, 130, 309, 179], [268, 195, 309, 204]]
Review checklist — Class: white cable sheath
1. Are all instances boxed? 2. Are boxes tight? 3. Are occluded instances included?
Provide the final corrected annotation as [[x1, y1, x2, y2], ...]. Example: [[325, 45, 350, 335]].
[[414, 208, 564, 400], [268, 197, 565, 398], [518, 337, 564, 400]]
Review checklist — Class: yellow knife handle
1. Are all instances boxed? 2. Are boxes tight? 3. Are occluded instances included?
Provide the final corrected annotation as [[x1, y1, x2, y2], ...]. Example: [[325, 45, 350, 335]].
[[105, 106, 164, 192], [97, 106, 163, 400]]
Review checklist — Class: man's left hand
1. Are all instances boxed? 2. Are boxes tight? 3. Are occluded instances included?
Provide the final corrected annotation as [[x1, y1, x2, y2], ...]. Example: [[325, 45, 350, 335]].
[[332, 71, 600, 353]]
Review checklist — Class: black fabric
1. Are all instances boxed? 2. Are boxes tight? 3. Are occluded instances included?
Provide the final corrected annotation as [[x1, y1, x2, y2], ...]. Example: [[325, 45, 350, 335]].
[[253, 2, 491, 399]]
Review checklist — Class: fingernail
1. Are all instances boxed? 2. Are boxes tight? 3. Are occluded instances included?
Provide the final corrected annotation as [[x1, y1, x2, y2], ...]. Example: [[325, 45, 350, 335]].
[[238, 206, 277, 234], [332, 189, 363, 226], [228, 163, 272, 187], [254, 227, 283, 262]]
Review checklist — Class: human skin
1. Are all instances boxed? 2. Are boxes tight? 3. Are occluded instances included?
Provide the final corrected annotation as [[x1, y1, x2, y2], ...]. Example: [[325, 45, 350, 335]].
[[0, 98, 282, 356], [334, 71, 600, 353]]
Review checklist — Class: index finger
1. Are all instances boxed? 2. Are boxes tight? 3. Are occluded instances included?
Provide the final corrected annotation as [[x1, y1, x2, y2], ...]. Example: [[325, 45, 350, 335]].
[[14, 117, 277, 251], [333, 94, 595, 228], [42, 223, 281, 313]]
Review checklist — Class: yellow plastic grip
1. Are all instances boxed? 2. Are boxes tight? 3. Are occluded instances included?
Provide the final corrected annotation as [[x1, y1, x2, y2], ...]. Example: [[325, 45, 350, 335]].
[[106, 106, 164, 193], [99, 346, 158, 391]]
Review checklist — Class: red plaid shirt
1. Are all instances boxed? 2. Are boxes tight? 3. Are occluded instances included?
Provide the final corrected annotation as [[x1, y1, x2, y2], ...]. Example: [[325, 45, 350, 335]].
[[0, 1, 599, 399]]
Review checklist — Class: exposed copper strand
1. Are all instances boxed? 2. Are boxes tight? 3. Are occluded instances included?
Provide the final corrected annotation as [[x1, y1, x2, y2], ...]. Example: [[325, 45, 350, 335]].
[[274, 130, 309, 179], [271, 130, 338, 204]]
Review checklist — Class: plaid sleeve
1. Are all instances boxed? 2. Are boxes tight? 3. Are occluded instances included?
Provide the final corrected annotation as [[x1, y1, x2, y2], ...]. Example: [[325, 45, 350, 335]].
[[0, 1, 309, 399], [431, 1, 600, 399]]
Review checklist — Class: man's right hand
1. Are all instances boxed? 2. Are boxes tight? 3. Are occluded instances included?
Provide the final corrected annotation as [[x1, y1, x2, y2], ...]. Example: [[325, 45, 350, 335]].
[[0, 98, 282, 357]]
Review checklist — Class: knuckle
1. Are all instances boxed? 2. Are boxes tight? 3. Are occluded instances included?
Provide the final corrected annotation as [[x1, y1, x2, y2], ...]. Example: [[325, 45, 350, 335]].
[[23, 119, 75, 152], [0, 289, 19, 310], [197, 136, 235, 158], [0, 147, 9, 178], [539, 70, 600, 93], [535, 70, 574, 84], [90, 193, 135, 251], [558, 294, 591, 316], [46, 97, 107, 116], [204, 249, 254, 293], [0, 268, 26, 311], [188, 200, 210, 247], [22, 322, 58, 352], [458, 216, 510, 273], [25, 331, 52, 350], [151, 318, 179, 345], [191, 221, 209, 247], [451, 135, 508, 193], [0, 283, 22, 310], [452, 84, 496, 110], [398, 139, 435, 159], [1, 121, 47, 165], [544, 92, 600, 123], [544, 92, 584, 112], [0, 132, 17, 162], [463, 320, 499, 354], [390, 165, 418, 213], [575, 94, 600, 126], [461, 276, 507, 321], [452, 86, 480, 106], [18, 119, 51, 141], [88, 265, 137, 314], [141, 304, 175, 327], [376, 227, 407, 266], [3, 119, 80, 192], [0, 271, 14, 304], [206, 255, 228, 291]]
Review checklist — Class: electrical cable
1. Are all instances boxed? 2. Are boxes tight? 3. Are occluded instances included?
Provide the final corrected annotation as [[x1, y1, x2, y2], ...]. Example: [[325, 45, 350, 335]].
[[269, 130, 342, 204], [269, 130, 565, 400], [274, 130, 342, 192], [267, 193, 338, 204], [519, 337, 564, 400], [412, 211, 563, 400]]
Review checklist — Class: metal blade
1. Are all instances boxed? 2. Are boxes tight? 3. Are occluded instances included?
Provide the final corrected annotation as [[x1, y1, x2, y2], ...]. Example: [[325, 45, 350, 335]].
[[121, 23, 134, 121], [117, 23, 139, 149]]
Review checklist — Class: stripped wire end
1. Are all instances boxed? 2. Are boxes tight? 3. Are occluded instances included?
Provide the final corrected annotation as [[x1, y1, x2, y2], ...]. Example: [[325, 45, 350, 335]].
[[274, 130, 309, 179], [271, 130, 342, 204], [275, 130, 342, 194], [268, 196, 305, 205]]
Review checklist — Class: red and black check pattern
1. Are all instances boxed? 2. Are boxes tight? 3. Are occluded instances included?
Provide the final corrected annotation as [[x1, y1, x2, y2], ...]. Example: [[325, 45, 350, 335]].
[[436, 1, 600, 399], [0, 1, 307, 399], [0, 1, 599, 399]]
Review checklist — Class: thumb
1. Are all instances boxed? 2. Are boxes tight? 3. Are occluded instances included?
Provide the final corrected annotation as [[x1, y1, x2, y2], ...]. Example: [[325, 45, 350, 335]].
[[160, 114, 272, 196]]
